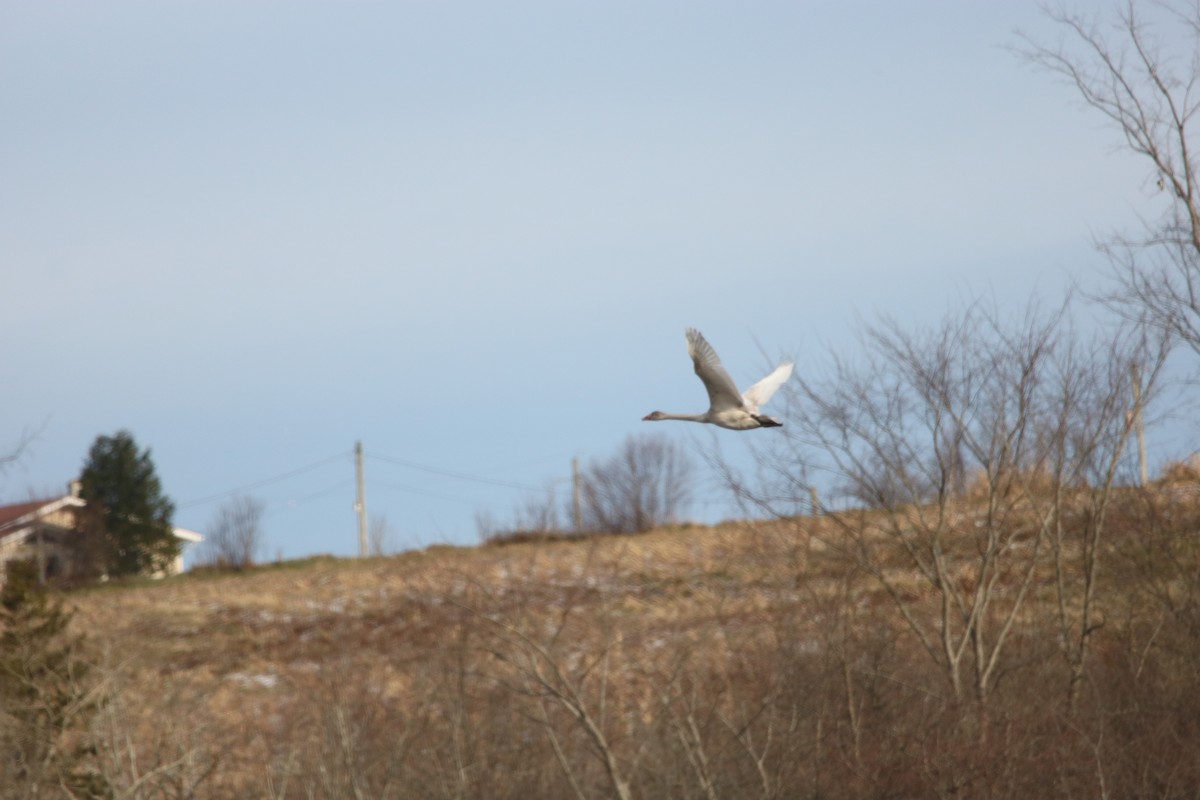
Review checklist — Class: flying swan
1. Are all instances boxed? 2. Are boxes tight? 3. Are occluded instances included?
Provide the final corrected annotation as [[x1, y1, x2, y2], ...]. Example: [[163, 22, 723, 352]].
[[643, 328, 794, 430]]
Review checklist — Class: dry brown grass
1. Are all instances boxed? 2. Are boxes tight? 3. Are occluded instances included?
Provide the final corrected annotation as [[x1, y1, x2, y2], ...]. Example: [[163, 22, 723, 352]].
[[65, 521, 823, 794], [43, 496, 1200, 799], [73, 519, 816, 682]]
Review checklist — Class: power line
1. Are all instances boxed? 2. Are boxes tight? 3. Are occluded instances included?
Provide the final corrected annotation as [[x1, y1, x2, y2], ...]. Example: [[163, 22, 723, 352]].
[[252, 480, 355, 521], [178, 452, 350, 509], [366, 478, 479, 505], [280, 480, 356, 508], [364, 450, 563, 493], [179, 447, 569, 513]]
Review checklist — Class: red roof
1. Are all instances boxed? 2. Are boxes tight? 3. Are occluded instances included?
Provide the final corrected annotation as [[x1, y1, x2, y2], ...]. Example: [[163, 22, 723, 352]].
[[0, 497, 85, 535], [0, 498, 59, 530]]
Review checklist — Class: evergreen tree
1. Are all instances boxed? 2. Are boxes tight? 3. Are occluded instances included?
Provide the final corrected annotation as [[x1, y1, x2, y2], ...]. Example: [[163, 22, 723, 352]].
[[79, 430, 178, 578], [0, 560, 110, 798]]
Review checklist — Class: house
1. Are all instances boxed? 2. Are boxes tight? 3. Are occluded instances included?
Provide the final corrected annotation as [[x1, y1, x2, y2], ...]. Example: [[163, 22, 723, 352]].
[[0, 494, 86, 584], [0, 484, 203, 585]]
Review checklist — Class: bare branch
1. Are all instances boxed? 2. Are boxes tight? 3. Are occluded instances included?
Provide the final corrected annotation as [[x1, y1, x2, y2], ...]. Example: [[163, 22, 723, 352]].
[[1020, 1, 1200, 353]]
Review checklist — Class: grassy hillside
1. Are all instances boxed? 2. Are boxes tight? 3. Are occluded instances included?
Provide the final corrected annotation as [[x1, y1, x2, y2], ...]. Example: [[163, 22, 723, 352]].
[[68, 520, 824, 798], [16, 496, 1200, 798]]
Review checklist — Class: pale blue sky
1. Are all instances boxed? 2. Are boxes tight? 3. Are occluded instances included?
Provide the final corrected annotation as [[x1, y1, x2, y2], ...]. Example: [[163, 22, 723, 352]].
[[1, 2, 1180, 561]]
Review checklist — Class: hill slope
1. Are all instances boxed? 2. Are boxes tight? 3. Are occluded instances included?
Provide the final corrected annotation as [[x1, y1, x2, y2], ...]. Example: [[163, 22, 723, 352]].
[[41, 503, 1200, 798]]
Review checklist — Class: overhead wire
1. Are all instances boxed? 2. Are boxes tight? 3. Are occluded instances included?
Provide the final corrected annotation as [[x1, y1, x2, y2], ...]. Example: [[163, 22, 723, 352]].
[[280, 480, 356, 508], [178, 447, 570, 515], [178, 451, 350, 509], [364, 449, 564, 493], [365, 479, 480, 505]]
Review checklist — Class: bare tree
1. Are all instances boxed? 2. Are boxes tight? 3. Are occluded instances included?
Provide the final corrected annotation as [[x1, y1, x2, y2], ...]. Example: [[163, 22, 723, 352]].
[[479, 434, 693, 541], [730, 299, 1167, 727], [580, 433, 694, 534], [1040, 318, 1171, 710], [476, 482, 564, 544], [202, 495, 265, 569], [1019, 1, 1200, 353], [512, 484, 563, 536]]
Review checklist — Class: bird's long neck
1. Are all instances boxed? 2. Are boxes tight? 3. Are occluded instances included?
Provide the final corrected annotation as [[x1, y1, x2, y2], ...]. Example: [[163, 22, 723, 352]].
[[657, 412, 708, 423]]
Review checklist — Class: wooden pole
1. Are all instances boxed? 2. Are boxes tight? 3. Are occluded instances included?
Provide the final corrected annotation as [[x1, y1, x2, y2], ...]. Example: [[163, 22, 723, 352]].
[[355, 441, 368, 556], [573, 456, 582, 533], [1132, 364, 1148, 486]]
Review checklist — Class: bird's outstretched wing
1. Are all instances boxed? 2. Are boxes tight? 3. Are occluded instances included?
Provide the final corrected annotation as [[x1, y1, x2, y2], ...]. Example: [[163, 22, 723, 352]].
[[686, 328, 744, 412], [741, 361, 794, 412]]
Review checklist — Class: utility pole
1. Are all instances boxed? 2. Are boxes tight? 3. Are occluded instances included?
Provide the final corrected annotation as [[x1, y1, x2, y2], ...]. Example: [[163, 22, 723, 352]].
[[572, 455, 582, 533], [355, 441, 368, 557], [1131, 364, 1148, 486]]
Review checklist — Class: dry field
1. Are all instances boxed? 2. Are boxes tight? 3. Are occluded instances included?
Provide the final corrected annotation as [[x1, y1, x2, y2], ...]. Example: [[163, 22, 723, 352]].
[[70, 519, 832, 798], [40, 499, 1200, 798]]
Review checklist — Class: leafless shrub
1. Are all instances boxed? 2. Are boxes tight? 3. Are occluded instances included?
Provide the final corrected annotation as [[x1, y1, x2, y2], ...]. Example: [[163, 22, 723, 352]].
[[270, 663, 426, 800], [92, 661, 221, 799], [202, 495, 265, 569], [476, 482, 565, 544], [1155, 455, 1200, 484], [480, 433, 694, 541], [579, 433, 693, 534], [368, 513, 392, 557]]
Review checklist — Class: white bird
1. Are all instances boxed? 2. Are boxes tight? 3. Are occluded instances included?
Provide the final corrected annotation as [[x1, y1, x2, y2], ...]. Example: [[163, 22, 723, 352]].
[[643, 328, 794, 430]]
